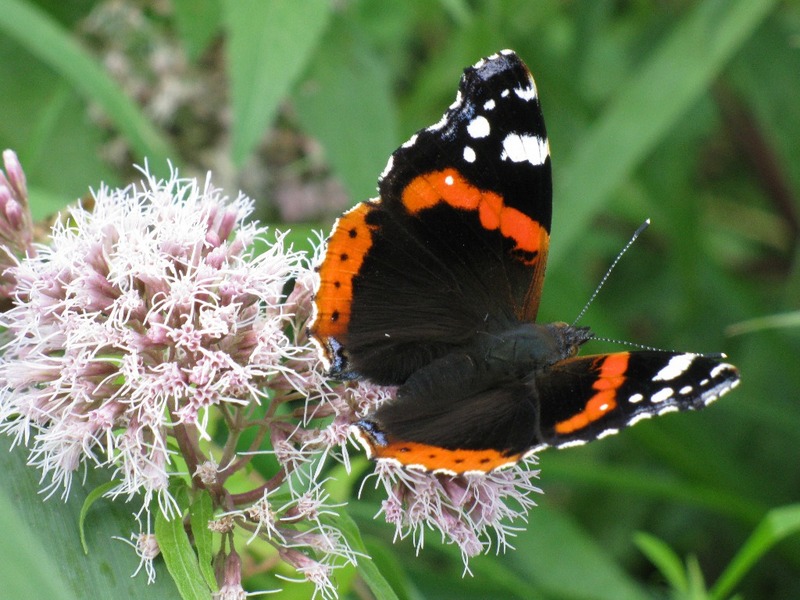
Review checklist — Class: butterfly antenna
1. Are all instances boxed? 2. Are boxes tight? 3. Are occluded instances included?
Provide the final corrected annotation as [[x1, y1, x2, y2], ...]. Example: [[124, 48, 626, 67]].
[[589, 335, 727, 359], [572, 219, 650, 326], [590, 336, 662, 352]]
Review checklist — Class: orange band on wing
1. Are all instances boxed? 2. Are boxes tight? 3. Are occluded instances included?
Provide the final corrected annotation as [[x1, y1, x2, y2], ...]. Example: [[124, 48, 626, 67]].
[[358, 435, 521, 474], [311, 202, 377, 339], [402, 168, 547, 262], [554, 353, 629, 434]]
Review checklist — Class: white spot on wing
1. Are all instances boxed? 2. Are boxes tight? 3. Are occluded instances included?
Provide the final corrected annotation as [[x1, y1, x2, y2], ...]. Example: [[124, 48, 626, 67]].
[[463, 146, 476, 163], [448, 90, 463, 110], [309, 335, 330, 371], [628, 412, 653, 426], [379, 155, 394, 181], [484, 99, 496, 111], [463, 469, 488, 476], [525, 444, 548, 456], [427, 112, 449, 132], [514, 85, 537, 101], [377, 457, 404, 469], [597, 428, 619, 440], [467, 115, 491, 138], [433, 467, 458, 476], [556, 439, 587, 449], [352, 427, 375, 458], [710, 363, 732, 379], [651, 387, 674, 403], [653, 354, 695, 381], [679, 385, 693, 395], [629, 393, 644, 404], [401, 133, 418, 148], [703, 378, 739, 405], [501, 134, 549, 165], [444, 175, 454, 185], [495, 459, 520, 472]]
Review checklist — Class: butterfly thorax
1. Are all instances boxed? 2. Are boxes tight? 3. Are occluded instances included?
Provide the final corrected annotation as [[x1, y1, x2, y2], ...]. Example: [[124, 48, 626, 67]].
[[480, 322, 593, 377]]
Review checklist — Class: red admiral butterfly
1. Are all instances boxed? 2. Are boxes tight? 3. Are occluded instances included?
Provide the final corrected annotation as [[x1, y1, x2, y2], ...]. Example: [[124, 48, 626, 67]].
[[310, 50, 740, 476]]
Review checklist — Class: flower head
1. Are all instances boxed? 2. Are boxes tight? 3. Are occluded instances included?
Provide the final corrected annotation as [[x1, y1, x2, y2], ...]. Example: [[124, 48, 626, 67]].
[[0, 163, 303, 511]]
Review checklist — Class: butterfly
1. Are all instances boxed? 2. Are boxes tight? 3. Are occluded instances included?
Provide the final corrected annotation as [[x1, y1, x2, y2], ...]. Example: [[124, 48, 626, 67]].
[[309, 50, 740, 476]]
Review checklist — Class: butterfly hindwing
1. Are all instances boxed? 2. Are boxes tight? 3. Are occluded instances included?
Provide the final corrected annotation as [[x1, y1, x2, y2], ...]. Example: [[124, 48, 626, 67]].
[[356, 382, 538, 475]]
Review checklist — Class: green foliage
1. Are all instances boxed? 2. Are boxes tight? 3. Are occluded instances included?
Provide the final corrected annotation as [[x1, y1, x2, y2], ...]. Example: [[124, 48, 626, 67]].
[[332, 510, 400, 600], [0, 0, 175, 174], [224, 0, 331, 164], [635, 505, 800, 600], [1, 0, 799, 598], [190, 491, 217, 590], [155, 496, 214, 599], [0, 436, 181, 599]]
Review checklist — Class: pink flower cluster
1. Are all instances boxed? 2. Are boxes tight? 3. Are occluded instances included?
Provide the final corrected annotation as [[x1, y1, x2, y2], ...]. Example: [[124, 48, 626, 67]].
[[0, 149, 34, 296], [0, 165, 303, 507]]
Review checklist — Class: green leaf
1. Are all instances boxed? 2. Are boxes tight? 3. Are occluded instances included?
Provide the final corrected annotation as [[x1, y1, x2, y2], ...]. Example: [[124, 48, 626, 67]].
[[437, 0, 473, 27], [172, 0, 223, 61], [509, 505, 650, 600], [294, 20, 398, 202], [324, 455, 372, 504], [361, 535, 420, 600], [0, 482, 74, 600], [3, 78, 117, 196], [0, 0, 176, 170], [727, 14, 800, 206], [190, 491, 218, 591], [686, 555, 710, 600], [155, 509, 212, 600], [0, 436, 180, 598], [543, 452, 765, 525], [79, 480, 118, 554], [711, 504, 800, 600], [551, 0, 779, 267], [334, 510, 399, 600], [634, 532, 688, 592], [726, 311, 800, 337], [225, 0, 332, 165]]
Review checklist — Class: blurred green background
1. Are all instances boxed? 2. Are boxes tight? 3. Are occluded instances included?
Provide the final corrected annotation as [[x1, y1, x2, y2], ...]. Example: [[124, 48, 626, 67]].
[[1, 0, 799, 598]]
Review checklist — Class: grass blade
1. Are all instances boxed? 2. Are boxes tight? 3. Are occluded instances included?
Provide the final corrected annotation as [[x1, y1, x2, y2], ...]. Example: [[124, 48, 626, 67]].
[[0, 0, 177, 169], [551, 0, 778, 266], [225, 0, 331, 165], [711, 504, 800, 600]]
